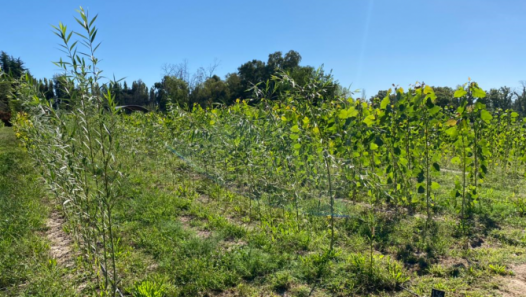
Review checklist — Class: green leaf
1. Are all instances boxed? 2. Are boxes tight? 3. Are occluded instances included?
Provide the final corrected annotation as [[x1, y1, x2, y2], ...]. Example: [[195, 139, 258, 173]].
[[429, 105, 441, 115], [380, 96, 390, 109], [348, 108, 359, 118], [290, 125, 300, 133], [338, 109, 349, 119], [370, 143, 379, 150], [431, 182, 440, 190], [471, 86, 486, 98], [446, 127, 458, 138], [445, 118, 457, 126], [451, 156, 461, 165], [480, 110, 492, 123], [424, 85, 434, 94], [363, 115, 376, 126], [454, 88, 467, 98]]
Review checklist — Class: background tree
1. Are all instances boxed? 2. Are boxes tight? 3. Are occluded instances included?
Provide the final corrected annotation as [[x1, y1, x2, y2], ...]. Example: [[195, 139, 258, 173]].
[[487, 87, 514, 111], [1, 51, 30, 115], [53, 74, 72, 110], [433, 86, 455, 107], [513, 81, 526, 116], [163, 76, 190, 108], [190, 75, 230, 107]]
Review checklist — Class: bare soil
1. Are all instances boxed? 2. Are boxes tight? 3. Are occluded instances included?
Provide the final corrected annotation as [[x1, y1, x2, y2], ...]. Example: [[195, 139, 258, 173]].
[[500, 264, 526, 297], [45, 210, 75, 267]]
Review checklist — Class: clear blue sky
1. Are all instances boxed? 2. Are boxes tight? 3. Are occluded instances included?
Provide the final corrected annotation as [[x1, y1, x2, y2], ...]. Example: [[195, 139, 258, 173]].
[[2, 0, 525, 97]]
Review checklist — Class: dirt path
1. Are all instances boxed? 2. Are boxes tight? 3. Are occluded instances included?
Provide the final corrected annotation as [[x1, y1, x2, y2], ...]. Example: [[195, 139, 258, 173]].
[[45, 210, 75, 268], [500, 264, 526, 297]]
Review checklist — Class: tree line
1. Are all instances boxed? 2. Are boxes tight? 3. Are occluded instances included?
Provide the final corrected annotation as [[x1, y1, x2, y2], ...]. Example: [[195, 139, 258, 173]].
[[2, 49, 526, 118]]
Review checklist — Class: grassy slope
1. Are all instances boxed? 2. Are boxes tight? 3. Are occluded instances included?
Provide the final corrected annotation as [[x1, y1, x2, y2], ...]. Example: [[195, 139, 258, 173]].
[[0, 127, 79, 296]]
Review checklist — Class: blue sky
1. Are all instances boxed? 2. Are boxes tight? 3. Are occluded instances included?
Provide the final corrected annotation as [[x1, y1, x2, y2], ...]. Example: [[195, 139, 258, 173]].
[[2, 0, 525, 97]]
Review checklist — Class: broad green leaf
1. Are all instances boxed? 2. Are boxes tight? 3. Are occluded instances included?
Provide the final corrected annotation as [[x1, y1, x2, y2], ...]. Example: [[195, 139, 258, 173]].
[[446, 126, 458, 137], [446, 119, 457, 126], [454, 88, 467, 98], [363, 115, 376, 126], [451, 156, 461, 165], [471, 86, 486, 98], [370, 143, 379, 150], [431, 182, 440, 190], [480, 110, 492, 123], [290, 125, 300, 133], [429, 105, 441, 115], [424, 85, 434, 94], [348, 107, 359, 117], [380, 96, 390, 109]]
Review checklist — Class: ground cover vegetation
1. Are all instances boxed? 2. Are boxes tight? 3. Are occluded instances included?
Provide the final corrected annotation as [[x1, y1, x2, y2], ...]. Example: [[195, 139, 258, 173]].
[[0, 127, 90, 296], [3, 7, 526, 297]]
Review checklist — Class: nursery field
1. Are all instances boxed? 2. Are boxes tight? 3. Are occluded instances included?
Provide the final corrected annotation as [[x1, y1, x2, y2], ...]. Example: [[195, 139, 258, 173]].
[[4, 8, 526, 297], [12, 90, 526, 296]]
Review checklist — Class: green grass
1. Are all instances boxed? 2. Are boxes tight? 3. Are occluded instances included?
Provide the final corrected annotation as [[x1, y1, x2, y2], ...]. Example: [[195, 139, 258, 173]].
[[0, 127, 83, 296]]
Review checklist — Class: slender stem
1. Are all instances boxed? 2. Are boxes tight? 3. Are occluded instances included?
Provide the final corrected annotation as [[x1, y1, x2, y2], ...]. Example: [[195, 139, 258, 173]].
[[324, 152, 335, 252]]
